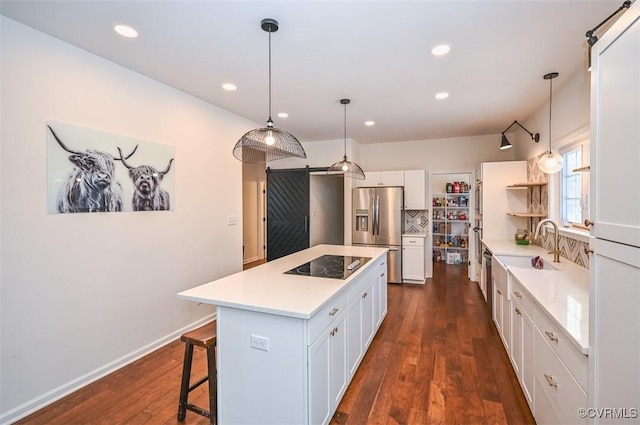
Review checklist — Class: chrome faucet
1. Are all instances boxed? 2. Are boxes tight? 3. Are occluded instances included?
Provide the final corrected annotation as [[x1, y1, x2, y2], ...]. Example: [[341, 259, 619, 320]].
[[534, 219, 561, 263]]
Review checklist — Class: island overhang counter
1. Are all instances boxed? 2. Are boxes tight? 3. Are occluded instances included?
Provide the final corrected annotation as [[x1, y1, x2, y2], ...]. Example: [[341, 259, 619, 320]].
[[177, 244, 389, 425]]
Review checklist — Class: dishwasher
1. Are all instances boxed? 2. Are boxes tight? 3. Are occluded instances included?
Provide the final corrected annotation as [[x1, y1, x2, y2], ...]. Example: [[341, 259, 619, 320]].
[[482, 249, 493, 314]]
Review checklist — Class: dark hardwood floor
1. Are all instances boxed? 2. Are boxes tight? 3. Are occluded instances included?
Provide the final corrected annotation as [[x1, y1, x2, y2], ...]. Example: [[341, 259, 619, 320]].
[[15, 262, 534, 425]]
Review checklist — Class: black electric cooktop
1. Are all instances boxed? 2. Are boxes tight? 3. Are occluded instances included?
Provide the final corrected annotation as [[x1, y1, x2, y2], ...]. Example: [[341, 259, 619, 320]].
[[284, 255, 372, 280]]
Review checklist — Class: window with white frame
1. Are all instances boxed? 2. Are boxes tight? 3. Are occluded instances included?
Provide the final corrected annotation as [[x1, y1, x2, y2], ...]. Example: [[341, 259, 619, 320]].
[[560, 141, 589, 225]]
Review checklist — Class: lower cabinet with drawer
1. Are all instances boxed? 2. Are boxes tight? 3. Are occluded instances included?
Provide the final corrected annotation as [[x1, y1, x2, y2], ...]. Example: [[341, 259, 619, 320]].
[[534, 325, 587, 425], [510, 277, 534, 409], [402, 235, 427, 282], [309, 258, 388, 425], [500, 273, 589, 425]]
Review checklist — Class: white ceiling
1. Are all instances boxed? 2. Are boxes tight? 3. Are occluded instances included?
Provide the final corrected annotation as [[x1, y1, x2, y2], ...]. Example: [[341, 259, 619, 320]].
[[0, 0, 623, 144]]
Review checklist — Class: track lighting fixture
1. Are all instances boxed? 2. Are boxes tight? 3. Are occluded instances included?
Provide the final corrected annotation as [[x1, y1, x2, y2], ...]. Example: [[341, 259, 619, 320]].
[[585, 0, 631, 70], [499, 120, 539, 150]]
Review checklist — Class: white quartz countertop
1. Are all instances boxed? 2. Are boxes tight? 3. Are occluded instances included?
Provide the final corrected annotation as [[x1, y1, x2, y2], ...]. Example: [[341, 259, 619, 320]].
[[177, 244, 388, 319], [482, 238, 589, 354]]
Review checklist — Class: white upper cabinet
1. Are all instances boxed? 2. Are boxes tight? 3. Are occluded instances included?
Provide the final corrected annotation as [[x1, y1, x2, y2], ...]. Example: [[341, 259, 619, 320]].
[[358, 170, 427, 210], [589, 2, 640, 247], [403, 170, 427, 210], [358, 171, 404, 187]]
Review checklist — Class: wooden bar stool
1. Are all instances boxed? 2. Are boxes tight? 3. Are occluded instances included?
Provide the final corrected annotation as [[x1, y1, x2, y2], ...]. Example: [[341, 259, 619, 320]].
[[177, 320, 217, 424]]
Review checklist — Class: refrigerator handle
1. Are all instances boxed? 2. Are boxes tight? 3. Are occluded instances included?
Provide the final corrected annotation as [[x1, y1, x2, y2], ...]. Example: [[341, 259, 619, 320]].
[[374, 195, 381, 236], [304, 216, 308, 233]]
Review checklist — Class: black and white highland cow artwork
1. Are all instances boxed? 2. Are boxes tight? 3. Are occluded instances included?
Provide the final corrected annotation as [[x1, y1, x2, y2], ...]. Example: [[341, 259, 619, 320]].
[[47, 121, 175, 214], [118, 147, 174, 211]]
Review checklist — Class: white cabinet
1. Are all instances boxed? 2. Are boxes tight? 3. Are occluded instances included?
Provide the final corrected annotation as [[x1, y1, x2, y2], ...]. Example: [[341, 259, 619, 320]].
[[589, 238, 640, 424], [403, 170, 426, 209], [510, 277, 534, 408], [356, 169, 427, 210], [493, 257, 510, 353], [589, 3, 640, 422], [402, 235, 426, 282], [309, 310, 347, 425], [358, 170, 404, 187], [375, 258, 388, 328]]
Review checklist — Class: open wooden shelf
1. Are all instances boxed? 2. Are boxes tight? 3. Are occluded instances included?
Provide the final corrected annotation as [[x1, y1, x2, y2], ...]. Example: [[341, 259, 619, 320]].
[[506, 182, 547, 188], [507, 212, 547, 218]]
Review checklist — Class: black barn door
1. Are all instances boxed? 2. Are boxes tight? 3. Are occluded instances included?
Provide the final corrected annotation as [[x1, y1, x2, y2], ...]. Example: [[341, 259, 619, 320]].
[[266, 168, 310, 261]]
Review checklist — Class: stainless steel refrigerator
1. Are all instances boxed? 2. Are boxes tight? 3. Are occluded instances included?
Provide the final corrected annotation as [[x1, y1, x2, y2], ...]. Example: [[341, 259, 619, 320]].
[[352, 187, 404, 283]]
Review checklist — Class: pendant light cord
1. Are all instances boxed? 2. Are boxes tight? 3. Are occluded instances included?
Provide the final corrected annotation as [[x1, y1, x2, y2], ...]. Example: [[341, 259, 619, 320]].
[[343, 102, 347, 158], [268, 30, 272, 123], [548, 76, 553, 154]]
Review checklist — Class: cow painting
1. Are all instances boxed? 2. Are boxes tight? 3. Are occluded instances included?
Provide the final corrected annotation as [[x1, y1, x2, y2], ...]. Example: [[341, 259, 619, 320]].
[[117, 147, 174, 211], [48, 125, 137, 213]]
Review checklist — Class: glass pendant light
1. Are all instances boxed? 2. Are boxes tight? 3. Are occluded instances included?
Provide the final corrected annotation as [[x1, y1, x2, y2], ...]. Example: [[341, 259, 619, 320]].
[[233, 19, 306, 163], [537, 72, 564, 174], [326, 99, 365, 180]]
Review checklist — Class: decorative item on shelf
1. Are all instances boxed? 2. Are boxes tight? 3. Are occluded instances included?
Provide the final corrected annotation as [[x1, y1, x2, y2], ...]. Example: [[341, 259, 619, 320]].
[[499, 120, 540, 150], [453, 181, 460, 193], [326, 99, 365, 179], [233, 18, 306, 163], [537, 72, 564, 174], [446, 182, 453, 193], [515, 229, 531, 245]]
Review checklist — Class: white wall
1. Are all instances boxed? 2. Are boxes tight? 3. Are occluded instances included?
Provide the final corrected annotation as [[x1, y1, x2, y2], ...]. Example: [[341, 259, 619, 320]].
[[0, 17, 252, 423], [516, 69, 591, 161], [360, 133, 516, 172]]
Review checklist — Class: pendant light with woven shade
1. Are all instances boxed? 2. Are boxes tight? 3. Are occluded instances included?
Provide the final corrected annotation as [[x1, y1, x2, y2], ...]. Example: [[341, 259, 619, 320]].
[[232, 18, 306, 163], [326, 99, 365, 180]]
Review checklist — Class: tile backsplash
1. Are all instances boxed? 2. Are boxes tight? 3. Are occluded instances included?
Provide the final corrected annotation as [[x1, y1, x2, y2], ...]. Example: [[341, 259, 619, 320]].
[[527, 155, 589, 269], [404, 210, 430, 233]]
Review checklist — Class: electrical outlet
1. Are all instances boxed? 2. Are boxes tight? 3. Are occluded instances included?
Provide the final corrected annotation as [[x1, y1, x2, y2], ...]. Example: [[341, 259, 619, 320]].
[[250, 334, 269, 351]]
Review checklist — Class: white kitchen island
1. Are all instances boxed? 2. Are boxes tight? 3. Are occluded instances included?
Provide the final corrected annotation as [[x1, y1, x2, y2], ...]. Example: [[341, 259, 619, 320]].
[[178, 244, 388, 425]]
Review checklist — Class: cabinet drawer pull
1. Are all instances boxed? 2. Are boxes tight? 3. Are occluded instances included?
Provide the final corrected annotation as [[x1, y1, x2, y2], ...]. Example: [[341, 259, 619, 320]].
[[329, 308, 339, 316], [497, 289, 503, 295], [515, 307, 522, 316], [513, 291, 523, 299], [362, 292, 368, 299], [330, 327, 339, 336], [544, 331, 559, 342], [584, 219, 594, 228], [544, 373, 558, 388]]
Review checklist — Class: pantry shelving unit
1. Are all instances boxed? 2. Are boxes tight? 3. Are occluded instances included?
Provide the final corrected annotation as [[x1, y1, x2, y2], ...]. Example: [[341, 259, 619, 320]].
[[432, 191, 470, 264]]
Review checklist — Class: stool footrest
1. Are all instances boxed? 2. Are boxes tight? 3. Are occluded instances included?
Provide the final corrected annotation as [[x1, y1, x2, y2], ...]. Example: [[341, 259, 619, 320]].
[[185, 403, 212, 419], [188, 375, 208, 392]]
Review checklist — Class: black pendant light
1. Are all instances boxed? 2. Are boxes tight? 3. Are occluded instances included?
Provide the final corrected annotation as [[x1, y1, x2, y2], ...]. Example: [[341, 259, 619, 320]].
[[537, 72, 564, 174], [327, 99, 365, 180], [233, 18, 306, 163]]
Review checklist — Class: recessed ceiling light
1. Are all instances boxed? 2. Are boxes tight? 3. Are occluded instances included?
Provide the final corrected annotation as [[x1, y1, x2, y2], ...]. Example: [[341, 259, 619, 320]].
[[435, 92, 449, 100], [222, 83, 237, 91], [278, 112, 289, 118], [431, 44, 451, 56], [114, 25, 138, 38], [364, 121, 375, 126]]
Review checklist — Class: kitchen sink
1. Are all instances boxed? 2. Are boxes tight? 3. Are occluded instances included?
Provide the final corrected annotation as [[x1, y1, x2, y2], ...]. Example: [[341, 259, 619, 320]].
[[495, 255, 559, 271]]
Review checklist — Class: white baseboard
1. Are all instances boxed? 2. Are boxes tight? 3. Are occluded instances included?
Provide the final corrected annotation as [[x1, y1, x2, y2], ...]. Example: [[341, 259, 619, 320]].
[[0, 314, 216, 425], [243, 256, 260, 264]]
